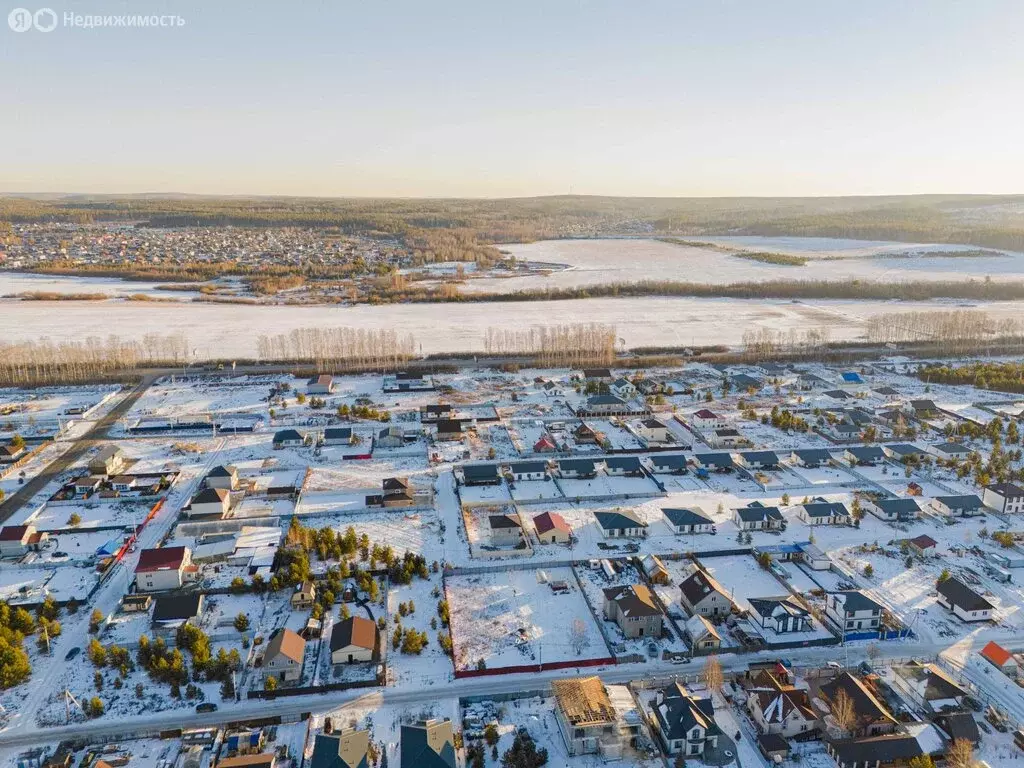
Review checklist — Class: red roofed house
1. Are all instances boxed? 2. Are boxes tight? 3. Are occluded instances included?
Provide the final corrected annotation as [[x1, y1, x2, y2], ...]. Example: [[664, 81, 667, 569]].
[[690, 409, 728, 433], [0, 525, 49, 559], [533, 435, 557, 453], [980, 641, 1018, 676], [907, 534, 938, 557], [533, 511, 572, 545], [135, 546, 198, 592]]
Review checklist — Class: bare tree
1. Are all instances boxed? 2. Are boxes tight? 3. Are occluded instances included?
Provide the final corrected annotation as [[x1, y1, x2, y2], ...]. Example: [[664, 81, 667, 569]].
[[569, 618, 590, 655], [831, 689, 858, 735], [703, 654, 724, 695], [946, 738, 975, 768]]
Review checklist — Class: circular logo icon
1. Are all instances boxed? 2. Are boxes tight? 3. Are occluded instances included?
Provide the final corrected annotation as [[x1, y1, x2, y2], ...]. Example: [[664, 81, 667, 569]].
[[8, 7, 34, 31], [33, 7, 57, 31]]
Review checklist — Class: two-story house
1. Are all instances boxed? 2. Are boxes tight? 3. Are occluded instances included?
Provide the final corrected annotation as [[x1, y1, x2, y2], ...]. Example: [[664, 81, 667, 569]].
[[825, 591, 883, 635], [602, 584, 663, 639], [650, 681, 720, 757]]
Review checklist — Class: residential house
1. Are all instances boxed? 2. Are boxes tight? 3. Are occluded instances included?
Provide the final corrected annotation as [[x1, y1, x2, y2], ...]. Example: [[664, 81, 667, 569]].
[[594, 510, 648, 538], [151, 594, 204, 638], [927, 442, 973, 461], [273, 429, 308, 449], [649, 454, 689, 474], [983, 482, 1024, 514], [746, 669, 819, 738], [820, 672, 899, 737], [678, 567, 734, 618], [323, 428, 354, 446], [584, 394, 633, 416], [330, 616, 377, 664], [487, 514, 523, 547], [826, 591, 883, 634], [930, 494, 984, 517], [790, 449, 834, 468], [376, 426, 406, 449], [309, 729, 370, 768], [693, 452, 735, 472], [558, 458, 599, 479], [826, 728, 940, 768], [434, 419, 463, 442], [891, 661, 968, 713], [906, 534, 938, 557], [532, 434, 557, 453], [461, 463, 501, 486], [844, 446, 886, 467], [205, 464, 239, 491], [0, 444, 26, 464], [72, 475, 102, 496], [581, 368, 613, 383], [602, 584, 664, 639], [88, 445, 126, 476], [604, 456, 643, 477], [650, 681, 720, 757], [739, 451, 781, 470], [307, 374, 335, 395], [573, 423, 602, 445], [217, 755, 276, 768], [980, 640, 1018, 676], [551, 677, 618, 757], [933, 712, 980, 748], [662, 507, 715, 535], [639, 554, 670, 585], [135, 546, 196, 592], [865, 497, 919, 522], [0, 524, 48, 558], [747, 596, 812, 633], [684, 614, 721, 651], [291, 580, 316, 610], [909, 399, 938, 417], [533, 511, 571, 545], [732, 373, 762, 391], [873, 386, 901, 401], [419, 404, 454, 423], [708, 428, 743, 449], [400, 719, 457, 768], [187, 487, 231, 518], [636, 418, 670, 443], [263, 628, 305, 683], [508, 461, 548, 481], [798, 500, 850, 526], [936, 576, 994, 622], [690, 409, 728, 433], [734, 504, 785, 531], [610, 378, 638, 400], [883, 444, 926, 463]]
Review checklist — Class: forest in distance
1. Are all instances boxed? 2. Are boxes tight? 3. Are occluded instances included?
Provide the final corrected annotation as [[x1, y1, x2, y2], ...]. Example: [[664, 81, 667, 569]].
[[4, 193, 1024, 251]]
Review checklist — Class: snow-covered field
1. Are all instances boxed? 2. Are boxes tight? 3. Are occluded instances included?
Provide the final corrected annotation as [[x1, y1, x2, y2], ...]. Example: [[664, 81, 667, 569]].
[[11, 294, 1024, 355]]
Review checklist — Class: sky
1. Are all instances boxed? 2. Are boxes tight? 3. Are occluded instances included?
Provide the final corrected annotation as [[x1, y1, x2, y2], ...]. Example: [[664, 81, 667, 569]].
[[1, 0, 1022, 198]]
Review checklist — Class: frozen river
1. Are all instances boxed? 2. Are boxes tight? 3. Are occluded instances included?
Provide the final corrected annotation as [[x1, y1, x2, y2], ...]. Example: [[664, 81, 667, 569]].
[[468, 237, 1024, 294], [4, 294, 1023, 358]]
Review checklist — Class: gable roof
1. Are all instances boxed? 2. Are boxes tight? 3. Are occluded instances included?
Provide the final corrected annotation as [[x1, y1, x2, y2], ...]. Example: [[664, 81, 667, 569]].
[[981, 640, 1013, 667], [802, 501, 849, 518], [136, 546, 187, 573], [748, 596, 809, 621], [400, 720, 456, 768], [533, 511, 571, 535], [462, 463, 499, 481], [656, 681, 721, 741], [265, 627, 305, 664], [821, 672, 898, 728], [651, 454, 688, 469], [749, 670, 817, 725], [603, 584, 661, 618], [594, 509, 646, 531], [192, 487, 229, 505], [908, 534, 937, 550], [830, 589, 882, 614], [936, 576, 994, 612], [273, 429, 304, 443], [793, 448, 833, 464], [679, 568, 731, 608], [330, 616, 377, 652]]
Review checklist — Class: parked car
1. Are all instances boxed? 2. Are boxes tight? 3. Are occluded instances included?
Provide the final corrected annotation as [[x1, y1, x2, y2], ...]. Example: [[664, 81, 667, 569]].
[[64, 647, 81, 661], [196, 702, 218, 713]]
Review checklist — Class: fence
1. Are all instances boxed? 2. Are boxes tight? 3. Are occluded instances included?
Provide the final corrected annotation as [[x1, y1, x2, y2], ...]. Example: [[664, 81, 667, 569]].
[[452, 655, 615, 680], [246, 673, 383, 699]]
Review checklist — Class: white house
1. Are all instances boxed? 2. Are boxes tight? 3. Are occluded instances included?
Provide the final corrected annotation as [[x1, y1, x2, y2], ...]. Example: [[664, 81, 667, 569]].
[[507, 461, 548, 482], [306, 374, 335, 395], [0, 525, 48, 558], [936, 577, 994, 622], [135, 546, 197, 592], [983, 483, 1024, 514], [488, 515, 523, 547], [610, 378, 638, 400], [187, 487, 231, 518], [662, 507, 715, 535], [636, 418, 670, 444], [330, 616, 377, 664], [930, 495, 984, 517], [825, 591, 883, 634], [689, 409, 728, 433], [264, 628, 305, 682], [594, 510, 648, 538]]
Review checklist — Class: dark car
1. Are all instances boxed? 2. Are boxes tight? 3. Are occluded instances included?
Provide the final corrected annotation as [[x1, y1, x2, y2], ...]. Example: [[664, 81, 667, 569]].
[[64, 647, 81, 661], [196, 702, 218, 713]]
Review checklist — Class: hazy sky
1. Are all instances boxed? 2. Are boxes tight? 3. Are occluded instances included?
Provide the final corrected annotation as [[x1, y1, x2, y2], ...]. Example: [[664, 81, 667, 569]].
[[2, 0, 1022, 197]]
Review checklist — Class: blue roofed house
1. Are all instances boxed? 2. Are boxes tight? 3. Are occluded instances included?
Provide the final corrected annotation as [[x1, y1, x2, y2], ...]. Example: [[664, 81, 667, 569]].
[[841, 372, 865, 384]]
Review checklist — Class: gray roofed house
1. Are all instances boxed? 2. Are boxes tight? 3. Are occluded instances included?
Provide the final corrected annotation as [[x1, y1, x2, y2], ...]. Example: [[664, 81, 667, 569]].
[[844, 446, 886, 466], [868, 497, 920, 522], [649, 454, 689, 474], [799, 500, 850, 525], [557, 458, 599, 478], [931, 494, 984, 517], [734, 505, 785, 530], [323, 427, 354, 445], [273, 429, 307, 448], [747, 596, 811, 633], [662, 507, 715, 534], [604, 456, 643, 476], [652, 681, 721, 756], [507, 460, 548, 480], [693, 452, 734, 470], [936, 576, 994, 621], [740, 451, 780, 469], [461, 463, 501, 486], [679, 568, 734, 618], [791, 448, 833, 467], [929, 442, 973, 459], [594, 509, 647, 538], [400, 719, 456, 768], [310, 730, 370, 768]]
